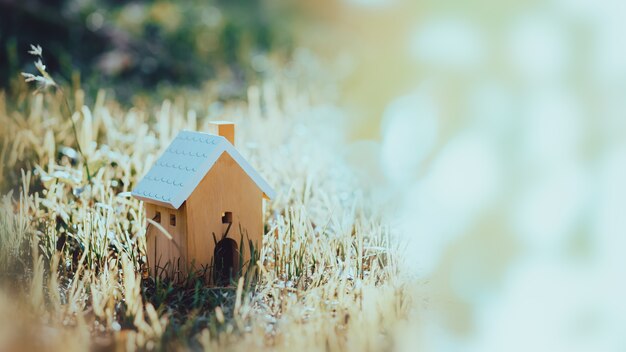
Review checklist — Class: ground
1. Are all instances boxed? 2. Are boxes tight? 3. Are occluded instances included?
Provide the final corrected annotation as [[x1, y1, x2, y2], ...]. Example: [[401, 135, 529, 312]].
[[0, 76, 412, 351]]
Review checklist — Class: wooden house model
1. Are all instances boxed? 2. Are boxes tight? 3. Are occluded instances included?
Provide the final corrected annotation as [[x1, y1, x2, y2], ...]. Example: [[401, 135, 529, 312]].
[[132, 122, 275, 283]]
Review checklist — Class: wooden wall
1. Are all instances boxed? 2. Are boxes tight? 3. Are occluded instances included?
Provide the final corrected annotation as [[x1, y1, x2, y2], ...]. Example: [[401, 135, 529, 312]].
[[185, 153, 264, 275], [145, 202, 188, 278]]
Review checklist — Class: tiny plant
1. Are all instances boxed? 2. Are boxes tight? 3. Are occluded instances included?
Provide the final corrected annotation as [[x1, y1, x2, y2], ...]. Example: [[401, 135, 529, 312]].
[[21, 44, 92, 182]]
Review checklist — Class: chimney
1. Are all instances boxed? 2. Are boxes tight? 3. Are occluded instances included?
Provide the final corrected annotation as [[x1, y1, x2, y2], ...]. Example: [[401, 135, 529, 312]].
[[209, 121, 235, 145]]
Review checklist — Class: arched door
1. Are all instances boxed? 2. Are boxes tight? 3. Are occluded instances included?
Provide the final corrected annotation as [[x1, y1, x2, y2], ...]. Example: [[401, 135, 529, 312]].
[[213, 238, 239, 286]]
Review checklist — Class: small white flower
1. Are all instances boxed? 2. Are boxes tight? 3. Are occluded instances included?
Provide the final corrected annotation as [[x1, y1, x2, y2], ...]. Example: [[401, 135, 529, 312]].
[[34, 59, 47, 75], [21, 72, 37, 82], [28, 44, 43, 57], [21, 47, 56, 89], [21, 71, 55, 89]]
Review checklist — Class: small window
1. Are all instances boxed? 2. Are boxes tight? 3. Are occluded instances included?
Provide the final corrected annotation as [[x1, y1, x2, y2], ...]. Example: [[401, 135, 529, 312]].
[[222, 211, 232, 224], [170, 214, 176, 226], [154, 211, 161, 223]]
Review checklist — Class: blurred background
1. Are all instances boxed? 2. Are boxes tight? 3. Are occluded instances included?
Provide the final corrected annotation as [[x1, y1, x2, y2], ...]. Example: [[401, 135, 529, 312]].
[[2, 0, 626, 350], [0, 0, 295, 101]]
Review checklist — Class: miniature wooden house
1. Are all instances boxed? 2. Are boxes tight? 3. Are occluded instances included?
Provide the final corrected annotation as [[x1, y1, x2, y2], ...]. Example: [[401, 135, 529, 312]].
[[132, 122, 275, 283]]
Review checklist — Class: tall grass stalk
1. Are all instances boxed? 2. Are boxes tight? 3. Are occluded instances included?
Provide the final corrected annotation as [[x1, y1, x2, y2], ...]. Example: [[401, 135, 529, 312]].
[[21, 44, 92, 182]]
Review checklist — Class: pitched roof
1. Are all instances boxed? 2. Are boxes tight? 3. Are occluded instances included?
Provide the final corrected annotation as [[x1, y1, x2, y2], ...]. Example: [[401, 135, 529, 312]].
[[132, 130, 275, 209]]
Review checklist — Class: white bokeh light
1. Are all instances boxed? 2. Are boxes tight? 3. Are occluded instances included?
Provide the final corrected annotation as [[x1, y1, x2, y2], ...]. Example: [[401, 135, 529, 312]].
[[470, 258, 620, 352], [588, 1, 626, 83], [400, 133, 502, 276], [511, 162, 589, 251], [520, 89, 584, 170], [508, 14, 570, 83], [380, 84, 440, 184], [409, 17, 486, 70], [593, 144, 626, 269]]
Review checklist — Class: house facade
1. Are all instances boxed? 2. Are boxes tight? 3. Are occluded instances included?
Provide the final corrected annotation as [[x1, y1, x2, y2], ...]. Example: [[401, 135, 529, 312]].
[[132, 124, 275, 283]]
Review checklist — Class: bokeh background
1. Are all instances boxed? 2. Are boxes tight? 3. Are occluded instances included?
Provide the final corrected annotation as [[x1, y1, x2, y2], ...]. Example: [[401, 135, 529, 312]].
[[329, 1, 626, 350], [2, 0, 626, 350]]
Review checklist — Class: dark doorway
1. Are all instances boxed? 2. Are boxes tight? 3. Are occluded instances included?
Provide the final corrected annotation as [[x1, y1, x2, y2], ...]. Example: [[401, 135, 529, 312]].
[[213, 238, 239, 286]]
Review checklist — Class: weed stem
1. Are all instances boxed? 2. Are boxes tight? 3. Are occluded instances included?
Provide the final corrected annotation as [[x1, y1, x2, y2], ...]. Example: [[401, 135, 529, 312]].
[[58, 86, 91, 182]]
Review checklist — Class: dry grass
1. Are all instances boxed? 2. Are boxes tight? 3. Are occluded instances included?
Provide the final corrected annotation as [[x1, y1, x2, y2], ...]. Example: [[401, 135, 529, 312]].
[[0, 78, 412, 351]]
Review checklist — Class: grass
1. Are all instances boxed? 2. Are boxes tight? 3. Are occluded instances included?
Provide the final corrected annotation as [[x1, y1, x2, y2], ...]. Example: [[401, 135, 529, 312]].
[[0, 77, 411, 351]]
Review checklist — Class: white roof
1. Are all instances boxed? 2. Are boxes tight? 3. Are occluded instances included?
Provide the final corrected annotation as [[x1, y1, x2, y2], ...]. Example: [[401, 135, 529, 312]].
[[132, 130, 275, 209]]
